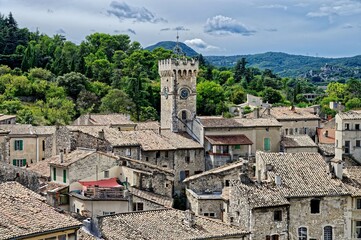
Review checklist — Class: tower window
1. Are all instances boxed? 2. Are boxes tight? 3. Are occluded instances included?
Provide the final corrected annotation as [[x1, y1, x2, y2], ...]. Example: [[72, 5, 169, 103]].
[[182, 110, 187, 120], [310, 199, 320, 213]]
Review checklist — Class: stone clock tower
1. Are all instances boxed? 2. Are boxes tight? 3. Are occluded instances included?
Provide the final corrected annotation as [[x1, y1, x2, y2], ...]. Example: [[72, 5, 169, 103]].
[[158, 39, 198, 132]]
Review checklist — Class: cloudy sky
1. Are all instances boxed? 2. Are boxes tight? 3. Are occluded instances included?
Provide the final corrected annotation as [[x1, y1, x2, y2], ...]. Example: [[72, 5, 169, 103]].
[[1, 0, 360, 57]]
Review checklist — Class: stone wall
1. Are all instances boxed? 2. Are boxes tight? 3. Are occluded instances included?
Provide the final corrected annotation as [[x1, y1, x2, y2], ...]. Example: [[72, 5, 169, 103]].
[[288, 196, 347, 240], [140, 171, 173, 198], [68, 153, 120, 184], [71, 131, 111, 152], [132, 195, 166, 211], [141, 150, 175, 169], [174, 148, 204, 192], [55, 126, 72, 154], [0, 162, 40, 191], [113, 146, 140, 160]]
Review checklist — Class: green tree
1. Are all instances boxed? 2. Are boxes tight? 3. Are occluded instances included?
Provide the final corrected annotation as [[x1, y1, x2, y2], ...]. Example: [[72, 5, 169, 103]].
[[100, 89, 134, 114], [197, 81, 225, 115], [57, 72, 89, 100], [262, 87, 283, 104]]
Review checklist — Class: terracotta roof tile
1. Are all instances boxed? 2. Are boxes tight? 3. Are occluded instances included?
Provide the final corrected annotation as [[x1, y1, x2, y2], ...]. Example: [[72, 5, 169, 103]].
[[282, 135, 317, 148], [0, 182, 81, 239], [256, 152, 350, 197], [205, 135, 253, 145], [338, 110, 361, 120], [98, 208, 248, 240], [161, 130, 203, 149]]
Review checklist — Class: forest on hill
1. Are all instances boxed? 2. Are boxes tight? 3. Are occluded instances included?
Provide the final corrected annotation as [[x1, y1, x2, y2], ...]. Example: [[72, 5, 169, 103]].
[[0, 12, 361, 125]]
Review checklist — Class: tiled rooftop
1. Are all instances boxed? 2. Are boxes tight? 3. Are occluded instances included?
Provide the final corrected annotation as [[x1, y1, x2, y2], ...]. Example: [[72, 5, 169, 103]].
[[205, 134, 253, 145], [161, 130, 204, 149], [338, 110, 361, 120], [28, 158, 55, 177], [48, 149, 117, 167], [281, 135, 317, 148], [73, 113, 133, 125], [98, 208, 248, 240], [0, 114, 16, 121], [268, 107, 320, 120], [257, 152, 350, 198], [0, 124, 56, 135], [131, 187, 173, 208], [0, 182, 81, 239], [183, 160, 244, 183], [343, 167, 361, 196], [197, 116, 241, 128], [318, 143, 335, 156], [233, 180, 289, 209], [197, 116, 282, 128], [135, 121, 160, 131]]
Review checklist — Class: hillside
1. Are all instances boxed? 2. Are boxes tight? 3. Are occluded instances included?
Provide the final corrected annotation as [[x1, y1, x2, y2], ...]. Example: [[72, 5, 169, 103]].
[[145, 41, 198, 57], [205, 52, 361, 80]]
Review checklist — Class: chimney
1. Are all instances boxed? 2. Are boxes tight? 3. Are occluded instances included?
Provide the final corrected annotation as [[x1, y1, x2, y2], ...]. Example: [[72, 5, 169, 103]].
[[158, 127, 162, 135], [98, 129, 105, 139], [60, 151, 64, 163], [253, 108, 260, 118], [183, 210, 195, 227], [333, 161, 344, 180]]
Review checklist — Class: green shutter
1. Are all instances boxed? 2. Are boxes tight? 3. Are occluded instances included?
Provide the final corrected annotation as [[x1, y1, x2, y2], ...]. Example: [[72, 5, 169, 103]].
[[13, 159, 16, 166], [23, 159, 26, 167], [53, 167, 56, 181], [63, 169, 66, 183], [20, 140, 23, 150], [264, 138, 271, 151]]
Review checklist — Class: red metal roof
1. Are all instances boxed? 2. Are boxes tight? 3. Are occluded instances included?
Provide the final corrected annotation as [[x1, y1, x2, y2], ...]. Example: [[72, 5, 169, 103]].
[[205, 135, 253, 145], [79, 177, 122, 188]]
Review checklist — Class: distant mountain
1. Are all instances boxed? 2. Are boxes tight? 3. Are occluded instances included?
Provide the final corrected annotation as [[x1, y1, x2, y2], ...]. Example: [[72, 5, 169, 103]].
[[145, 41, 199, 57], [204, 52, 361, 80], [146, 41, 361, 81]]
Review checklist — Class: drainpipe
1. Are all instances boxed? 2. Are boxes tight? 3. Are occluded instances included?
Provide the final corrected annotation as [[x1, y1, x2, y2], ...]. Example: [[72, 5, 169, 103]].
[[36, 136, 39, 163]]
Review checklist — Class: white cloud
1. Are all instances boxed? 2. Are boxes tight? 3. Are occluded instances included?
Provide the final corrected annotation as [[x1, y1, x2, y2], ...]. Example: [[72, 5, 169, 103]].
[[107, 1, 167, 23], [307, 0, 361, 17], [204, 15, 255, 36], [259, 4, 288, 10], [184, 38, 218, 50]]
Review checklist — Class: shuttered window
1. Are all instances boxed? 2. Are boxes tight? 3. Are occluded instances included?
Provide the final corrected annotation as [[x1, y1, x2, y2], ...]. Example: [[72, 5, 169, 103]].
[[63, 169, 66, 183], [53, 167, 56, 181], [264, 138, 271, 151], [14, 140, 23, 151]]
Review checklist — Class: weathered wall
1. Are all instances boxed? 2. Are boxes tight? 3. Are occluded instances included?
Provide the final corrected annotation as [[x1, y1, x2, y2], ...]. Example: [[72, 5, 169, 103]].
[[132, 194, 167, 211], [113, 146, 140, 160], [186, 190, 223, 220], [174, 148, 204, 192], [0, 162, 40, 191], [67, 153, 120, 184], [284, 146, 319, 153], [288, 196, 347, 240], [140, 150, 175, 169], [280, 119, 319, 138], [71, 131, 111, 152]]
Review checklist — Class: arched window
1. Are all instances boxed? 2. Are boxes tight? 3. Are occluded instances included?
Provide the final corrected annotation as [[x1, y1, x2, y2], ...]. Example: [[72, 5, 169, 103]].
[[298, 227, 307, 240], [182, 110, 187, 120], [324, 226, 333, 240]]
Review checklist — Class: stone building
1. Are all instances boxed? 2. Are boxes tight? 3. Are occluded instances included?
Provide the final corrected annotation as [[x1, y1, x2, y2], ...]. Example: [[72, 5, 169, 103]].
[[229, 151, 351, 240], [246, 106, 321, 138], [0, 181, 81, 240], [189, 116, 281, 169], [0, 124, 57, 166], [96, 208, 249, 240], [335, 110, 361, 162], [0, 113, 16, 124], [183, 160, 245, 222], [281, 134, 318, 153], [72, 113, 134, 127]]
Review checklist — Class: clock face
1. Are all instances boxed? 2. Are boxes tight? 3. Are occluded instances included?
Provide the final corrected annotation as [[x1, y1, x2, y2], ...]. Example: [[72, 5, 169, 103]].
[[180, 88, 190, 99]]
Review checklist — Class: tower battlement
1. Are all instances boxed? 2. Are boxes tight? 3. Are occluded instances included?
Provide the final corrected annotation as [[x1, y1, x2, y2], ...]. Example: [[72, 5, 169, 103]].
[[158, 58, 199, 72]]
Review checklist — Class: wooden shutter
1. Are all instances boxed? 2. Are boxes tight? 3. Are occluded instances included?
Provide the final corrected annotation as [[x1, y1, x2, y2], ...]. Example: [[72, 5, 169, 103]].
[[264, 138, 270, 151], [13, 159, 16, 166], [20, 140, 23, 150], [22, 159, 26, 166]]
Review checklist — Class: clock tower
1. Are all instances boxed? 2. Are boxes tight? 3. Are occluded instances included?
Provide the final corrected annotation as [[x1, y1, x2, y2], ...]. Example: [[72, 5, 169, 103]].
[[158, 37, 198, 132]]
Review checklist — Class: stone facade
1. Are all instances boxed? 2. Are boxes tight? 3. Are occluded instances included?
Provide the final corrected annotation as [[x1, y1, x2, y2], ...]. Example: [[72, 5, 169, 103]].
[[0, 162, 40, 191], [159, 58, 198, 132], [335, 111, 361, 162]]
